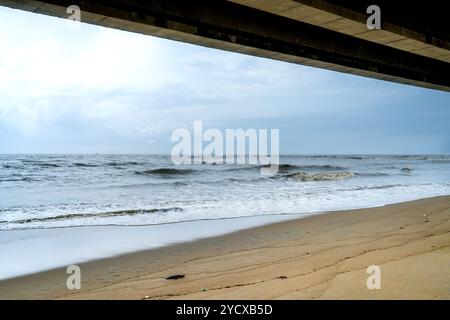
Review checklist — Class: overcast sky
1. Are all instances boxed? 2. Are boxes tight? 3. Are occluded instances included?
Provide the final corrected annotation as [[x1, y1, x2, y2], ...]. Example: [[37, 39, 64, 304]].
[[0, 6, 449, 154]]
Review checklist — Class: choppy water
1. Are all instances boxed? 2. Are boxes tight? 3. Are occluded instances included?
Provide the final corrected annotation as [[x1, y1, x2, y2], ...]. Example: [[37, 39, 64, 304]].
[[1, 154, 449, 230]]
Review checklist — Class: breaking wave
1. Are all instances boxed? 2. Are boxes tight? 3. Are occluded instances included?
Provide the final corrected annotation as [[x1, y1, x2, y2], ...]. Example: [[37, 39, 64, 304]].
[[226, 164, 347, 173], [135, 168, 194, 175], [0, 207, 183, 225], [106, 161, 140, 166], [72, 163, 99, 168], [287, 171, 354, 181]]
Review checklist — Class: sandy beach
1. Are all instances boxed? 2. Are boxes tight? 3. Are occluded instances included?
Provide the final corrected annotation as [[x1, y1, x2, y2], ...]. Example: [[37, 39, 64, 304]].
[[0, 196, 449, 300]]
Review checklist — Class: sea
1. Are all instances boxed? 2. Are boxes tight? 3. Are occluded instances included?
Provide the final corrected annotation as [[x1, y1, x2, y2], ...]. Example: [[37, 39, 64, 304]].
[[1, 154, 450, 231]]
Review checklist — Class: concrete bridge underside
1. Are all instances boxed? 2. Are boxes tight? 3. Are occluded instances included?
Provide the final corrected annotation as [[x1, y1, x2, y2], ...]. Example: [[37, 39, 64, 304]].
[[1, 0, 450, 92]]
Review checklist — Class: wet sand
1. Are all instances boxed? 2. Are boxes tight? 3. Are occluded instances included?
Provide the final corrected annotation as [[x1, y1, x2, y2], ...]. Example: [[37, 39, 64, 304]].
[[1, 196, 449, 299]]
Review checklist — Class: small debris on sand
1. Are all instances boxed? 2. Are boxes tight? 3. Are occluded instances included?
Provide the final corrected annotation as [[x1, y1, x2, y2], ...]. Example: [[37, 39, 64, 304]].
[[166, 274, 185, 280]]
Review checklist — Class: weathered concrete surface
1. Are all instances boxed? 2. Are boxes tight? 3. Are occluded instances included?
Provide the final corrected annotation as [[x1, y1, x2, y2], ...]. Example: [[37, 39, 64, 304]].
[[1, 0, 449, 92], [230, 0, 450, 63]]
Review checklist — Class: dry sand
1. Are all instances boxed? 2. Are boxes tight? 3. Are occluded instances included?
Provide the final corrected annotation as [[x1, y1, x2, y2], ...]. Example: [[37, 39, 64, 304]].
[[1, 196, 449, 299]]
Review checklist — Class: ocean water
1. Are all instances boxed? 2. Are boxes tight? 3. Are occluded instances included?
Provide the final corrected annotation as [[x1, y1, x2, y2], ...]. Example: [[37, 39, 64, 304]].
[[1, 154, 450, 231]]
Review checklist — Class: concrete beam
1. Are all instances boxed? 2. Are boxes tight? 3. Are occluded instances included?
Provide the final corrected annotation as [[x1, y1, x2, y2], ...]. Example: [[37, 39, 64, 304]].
[[1, 0, 449, 92], [229, 0, 450, 63]]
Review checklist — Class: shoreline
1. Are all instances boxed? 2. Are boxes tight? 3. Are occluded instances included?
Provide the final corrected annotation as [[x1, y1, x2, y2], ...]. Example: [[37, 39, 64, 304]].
[[0, 212, 310, 280], [0, 195, 449, 299], [1, 193, 447, 280]]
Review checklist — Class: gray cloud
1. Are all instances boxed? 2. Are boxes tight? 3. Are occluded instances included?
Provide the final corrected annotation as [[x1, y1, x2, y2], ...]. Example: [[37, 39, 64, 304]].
[[0, 6, 449, 154]]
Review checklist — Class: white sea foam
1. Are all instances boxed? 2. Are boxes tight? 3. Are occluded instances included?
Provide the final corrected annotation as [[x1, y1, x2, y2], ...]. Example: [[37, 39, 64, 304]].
[[1, 154, 450, 278], [1, 154, 450, 229], [0, 214, 305, 280]]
